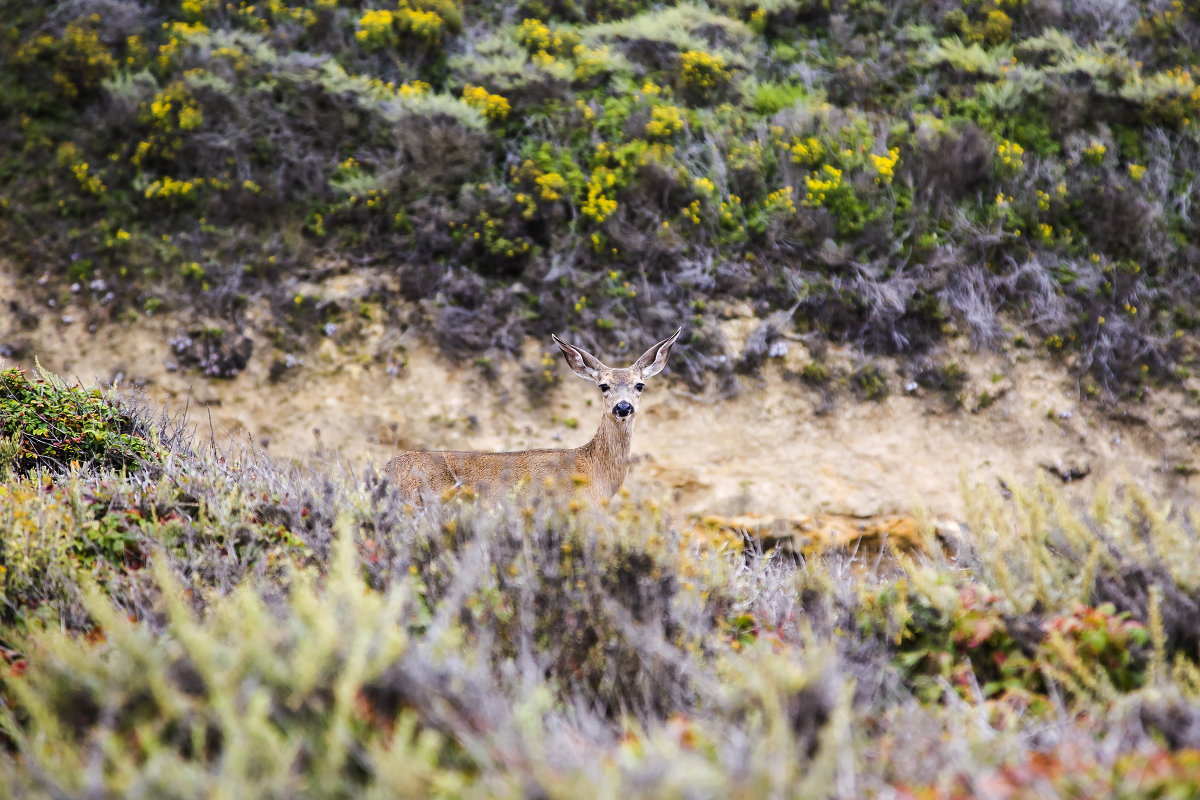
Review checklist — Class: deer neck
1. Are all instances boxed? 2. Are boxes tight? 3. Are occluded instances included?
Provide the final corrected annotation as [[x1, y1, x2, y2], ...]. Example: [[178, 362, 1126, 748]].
[[581, 412, 634, 498]]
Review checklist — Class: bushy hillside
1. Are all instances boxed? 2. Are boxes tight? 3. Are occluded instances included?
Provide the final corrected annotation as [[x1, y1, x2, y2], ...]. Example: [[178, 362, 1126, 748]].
[[4, 363, 1200, 796], [3, 0, 1200, 391]]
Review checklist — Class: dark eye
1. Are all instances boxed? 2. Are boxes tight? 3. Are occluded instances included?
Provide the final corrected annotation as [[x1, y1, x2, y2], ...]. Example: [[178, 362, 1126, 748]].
[[599, 384, 610, 392], [635, 383, 645, 392]]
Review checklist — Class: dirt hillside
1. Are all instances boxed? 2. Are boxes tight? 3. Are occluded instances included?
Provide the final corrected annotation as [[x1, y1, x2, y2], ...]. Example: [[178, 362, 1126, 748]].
[[3, 270, 1196, 520]]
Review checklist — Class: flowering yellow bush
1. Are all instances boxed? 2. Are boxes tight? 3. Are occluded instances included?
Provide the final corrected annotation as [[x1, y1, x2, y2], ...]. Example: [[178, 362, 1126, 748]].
[[144, 176, 197, 201], [14, 16, 117, 99], [57, 142, 106, 196], [357, 4, 447, 48], [401, 7, 444, 41], [869, 147, 900, 184], [996, 138, 1024, 174], [70, 161, 106, 196], [1083, 140, 1107, 165], [143, 81, 204, 133], [680, 50, 729, 90], [1128, 163, 1146, 181], [155, 20, 208, 68], [519, 18, 553, 52], [804, 165, 842, 206], [518, 17, 578, 58], [764, 185, 796, 215], [181, 0, 218, 21], [788, 136, 823, 166], [583, 167, 618, 223], [983, 9, 1013, 44], [398, 80, 430, 97], [536, 172, 567, 201], [462, 84, 511, 121], [719, 194, 743, 229], [356, 9, 396, 48], [645, 105, 685, 139]]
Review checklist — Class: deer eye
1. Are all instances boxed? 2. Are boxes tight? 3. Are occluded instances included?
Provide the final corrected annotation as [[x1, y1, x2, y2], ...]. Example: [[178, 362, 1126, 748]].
[[635, 383, 645, 392], [599, 383, 610, 392]]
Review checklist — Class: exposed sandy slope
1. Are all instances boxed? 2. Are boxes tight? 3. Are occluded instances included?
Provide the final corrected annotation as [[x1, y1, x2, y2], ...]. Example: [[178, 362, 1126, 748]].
[[3, 269, 1196, 520]]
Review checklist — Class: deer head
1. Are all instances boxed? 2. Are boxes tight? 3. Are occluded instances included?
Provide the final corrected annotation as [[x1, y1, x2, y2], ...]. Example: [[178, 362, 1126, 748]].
[[552, 328, 682, 424]]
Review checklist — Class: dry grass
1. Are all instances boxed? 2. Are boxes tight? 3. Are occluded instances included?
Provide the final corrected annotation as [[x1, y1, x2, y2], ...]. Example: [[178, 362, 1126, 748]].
[[2, 368, 1200, 795]]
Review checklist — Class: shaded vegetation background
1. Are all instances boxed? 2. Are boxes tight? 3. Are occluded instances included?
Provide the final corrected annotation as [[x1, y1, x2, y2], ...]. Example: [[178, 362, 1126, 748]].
[[3, 0, 1200, 394], [5, 347, 1200, 796]]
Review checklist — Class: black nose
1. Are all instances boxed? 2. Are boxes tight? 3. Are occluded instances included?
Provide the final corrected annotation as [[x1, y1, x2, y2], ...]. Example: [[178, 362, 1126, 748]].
[[613, 401, 633, 418]]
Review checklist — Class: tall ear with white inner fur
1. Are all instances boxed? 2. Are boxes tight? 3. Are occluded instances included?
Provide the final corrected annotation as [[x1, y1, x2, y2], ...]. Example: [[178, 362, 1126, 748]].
[[633, 327, 682, 378], [552, 334, 607, 381]]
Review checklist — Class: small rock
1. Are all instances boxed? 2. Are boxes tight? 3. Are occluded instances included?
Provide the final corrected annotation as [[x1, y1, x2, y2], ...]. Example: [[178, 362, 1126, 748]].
[[768, 340, 788, 358], [904, 381, 918, 393], [70, 283, 81, 293], [1041, 459, 1091, 483], [88, 279, 107, 292]]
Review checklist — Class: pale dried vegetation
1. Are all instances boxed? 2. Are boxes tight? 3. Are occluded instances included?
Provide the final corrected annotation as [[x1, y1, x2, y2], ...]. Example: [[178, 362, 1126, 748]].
[[2, 366, 1200, 796]]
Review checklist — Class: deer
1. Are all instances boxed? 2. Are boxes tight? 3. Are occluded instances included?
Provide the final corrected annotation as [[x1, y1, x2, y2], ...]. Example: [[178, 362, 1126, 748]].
[[385, 328, 682, 505]]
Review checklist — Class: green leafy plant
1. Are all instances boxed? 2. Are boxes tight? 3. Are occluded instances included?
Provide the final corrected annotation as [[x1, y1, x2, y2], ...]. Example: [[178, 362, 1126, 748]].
[[0, 366, 154, 474]]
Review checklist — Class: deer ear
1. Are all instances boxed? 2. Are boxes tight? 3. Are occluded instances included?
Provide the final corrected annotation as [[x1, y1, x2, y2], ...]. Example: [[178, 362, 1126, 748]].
[[633, 327, 682, 378], [553, 334, 607, 381]]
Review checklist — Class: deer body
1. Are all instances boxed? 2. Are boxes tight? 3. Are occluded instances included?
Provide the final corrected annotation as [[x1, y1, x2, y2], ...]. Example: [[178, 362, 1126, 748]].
[[385, 329, 680, 504]]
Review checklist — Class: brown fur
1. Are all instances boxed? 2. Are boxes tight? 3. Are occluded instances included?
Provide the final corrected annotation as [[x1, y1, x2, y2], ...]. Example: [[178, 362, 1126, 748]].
[[384, 329, 681, 504]]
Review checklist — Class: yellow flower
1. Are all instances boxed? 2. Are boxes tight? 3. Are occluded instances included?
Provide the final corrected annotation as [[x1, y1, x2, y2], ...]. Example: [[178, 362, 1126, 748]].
[[788, 137, 823, 166], [462, 84, 511, 121], [1083, 140, 1107, 165], [582, 168, 618, 223], [996, 139, 1024, 172], [535, 172, 567, 201], [868, 147, 900, 184], [645, 104, 684, 139], [679, 50, 728, 89], [356, 8, 395, 47]]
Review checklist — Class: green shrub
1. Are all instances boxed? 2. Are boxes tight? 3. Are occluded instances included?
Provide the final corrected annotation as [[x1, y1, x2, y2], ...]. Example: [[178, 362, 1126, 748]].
[[0, 366, 154, 474]]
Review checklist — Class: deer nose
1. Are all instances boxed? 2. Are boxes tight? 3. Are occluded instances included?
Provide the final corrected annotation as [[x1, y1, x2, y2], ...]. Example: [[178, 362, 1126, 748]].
[[613, 401, 633, 418]]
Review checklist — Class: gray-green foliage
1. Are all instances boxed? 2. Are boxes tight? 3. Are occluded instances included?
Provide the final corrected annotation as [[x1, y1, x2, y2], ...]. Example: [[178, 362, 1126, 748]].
[[4, 381, 1200, 796]]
